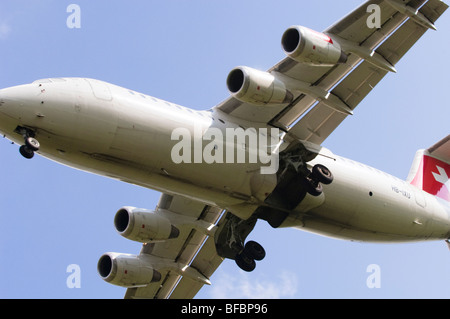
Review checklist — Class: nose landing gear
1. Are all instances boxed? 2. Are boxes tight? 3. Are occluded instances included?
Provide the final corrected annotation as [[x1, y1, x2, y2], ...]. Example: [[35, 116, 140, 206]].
[[15, 127, 40, 159], [19, 137, 40, 159]]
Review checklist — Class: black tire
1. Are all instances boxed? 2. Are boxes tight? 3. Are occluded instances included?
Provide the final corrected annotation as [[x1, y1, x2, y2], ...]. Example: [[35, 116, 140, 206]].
[[235, 252, 256, 272], [312, 164, 333, 185], [302, 176, 323, 196], [19, 145, 34, 159], [25, 137, 40, 151], [244, 241, 266, 261]]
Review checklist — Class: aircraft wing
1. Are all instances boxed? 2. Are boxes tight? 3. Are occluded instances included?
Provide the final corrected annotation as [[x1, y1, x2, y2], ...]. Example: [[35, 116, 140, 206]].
[[215, 0, 448, 146], [124, 194, 225, 299]]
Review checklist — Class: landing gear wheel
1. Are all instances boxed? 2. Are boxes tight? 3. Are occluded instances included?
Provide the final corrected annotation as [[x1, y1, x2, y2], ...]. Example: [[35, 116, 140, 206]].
[[25, 137, 40, 151], [302, 176, 323, 196], [14, 127, 40, 159], [312, 164, 333, 185], [243, 241, 266, 261], [235, 252, 256, 272], [234, 240, 265, 272], [19, 145, 35, 159]]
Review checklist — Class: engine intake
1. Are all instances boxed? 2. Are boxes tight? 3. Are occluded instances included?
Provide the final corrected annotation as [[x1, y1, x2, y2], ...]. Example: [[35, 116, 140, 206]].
[[282, 26, 347, 66], [114, 206, 180, 243], [227, 66, 293, 106], [97, 252, 161, 288]]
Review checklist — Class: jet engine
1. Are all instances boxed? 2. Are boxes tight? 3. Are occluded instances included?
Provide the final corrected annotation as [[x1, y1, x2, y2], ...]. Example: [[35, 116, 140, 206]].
[[227, 66, 293, 106], [97, 252, 162, 288], [114, 206, 180, 243], [281, 26, 347, 66]]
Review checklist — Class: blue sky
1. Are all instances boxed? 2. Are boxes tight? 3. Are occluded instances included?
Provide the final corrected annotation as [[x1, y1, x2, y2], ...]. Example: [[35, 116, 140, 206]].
[[0, 0, 449, 299]]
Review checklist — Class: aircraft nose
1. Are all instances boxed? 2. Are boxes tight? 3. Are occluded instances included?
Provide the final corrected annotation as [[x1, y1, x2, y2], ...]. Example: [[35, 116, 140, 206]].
[[0, 88, 5, 105], [0, 88, 10, 114], [0, 86, 17, 109], [0, 85, 28, 104], [0, 84, 40, 132], [0, 87, 16, 117], [0, 84, 35, 116]]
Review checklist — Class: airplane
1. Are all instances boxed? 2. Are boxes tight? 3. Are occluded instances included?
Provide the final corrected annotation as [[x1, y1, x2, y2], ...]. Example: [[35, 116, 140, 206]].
[[0, 0, 449, 299]]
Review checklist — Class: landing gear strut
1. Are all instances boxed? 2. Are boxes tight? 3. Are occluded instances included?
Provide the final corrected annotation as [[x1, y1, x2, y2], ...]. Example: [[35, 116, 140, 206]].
[[15, 127, 40, 159]]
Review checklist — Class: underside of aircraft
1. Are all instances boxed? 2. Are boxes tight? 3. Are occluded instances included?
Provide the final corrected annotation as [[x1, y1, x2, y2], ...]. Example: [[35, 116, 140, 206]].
[[0, 0, 449, 299]]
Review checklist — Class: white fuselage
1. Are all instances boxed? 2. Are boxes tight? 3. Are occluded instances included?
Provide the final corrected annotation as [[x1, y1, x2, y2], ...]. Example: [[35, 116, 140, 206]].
[[1, 78, 449, 242]]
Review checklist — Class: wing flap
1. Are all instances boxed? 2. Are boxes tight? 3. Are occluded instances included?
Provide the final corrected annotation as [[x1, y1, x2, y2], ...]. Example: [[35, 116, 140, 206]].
[[421, 0, 450, 24], [168, 236, 224, 299]]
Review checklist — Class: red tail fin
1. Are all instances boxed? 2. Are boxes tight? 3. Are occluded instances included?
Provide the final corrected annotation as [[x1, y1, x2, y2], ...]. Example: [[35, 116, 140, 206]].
[[408, 136, 450, 202]]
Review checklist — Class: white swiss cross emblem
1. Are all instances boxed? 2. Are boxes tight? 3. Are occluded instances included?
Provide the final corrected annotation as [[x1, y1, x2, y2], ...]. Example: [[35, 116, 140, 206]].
[[432, 166, 450, 189]]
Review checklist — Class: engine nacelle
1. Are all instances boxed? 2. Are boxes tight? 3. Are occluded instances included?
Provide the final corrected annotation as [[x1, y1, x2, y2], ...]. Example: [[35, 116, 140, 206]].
[[97, 252, 162, 288], [227, 66, 293, 106], [114, 206, 180, 243], [281, 26, 347, 66]]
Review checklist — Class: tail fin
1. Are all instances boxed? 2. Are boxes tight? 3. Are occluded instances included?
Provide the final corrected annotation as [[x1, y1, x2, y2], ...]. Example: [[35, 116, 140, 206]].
[[407, 135, 450, 202]]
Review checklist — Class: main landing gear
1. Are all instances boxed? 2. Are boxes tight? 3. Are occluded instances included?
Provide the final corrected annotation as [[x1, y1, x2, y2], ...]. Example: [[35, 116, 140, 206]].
[[235, 240, 266, 272], [15, 127, 40, 159], [214, 214, 267, 272], [215, 160, 334, 272], [302, 164, 334, 197]]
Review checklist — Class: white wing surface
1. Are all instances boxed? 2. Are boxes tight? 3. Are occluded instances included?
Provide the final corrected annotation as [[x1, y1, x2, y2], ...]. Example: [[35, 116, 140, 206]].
[[216, 0, 448, 145]]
